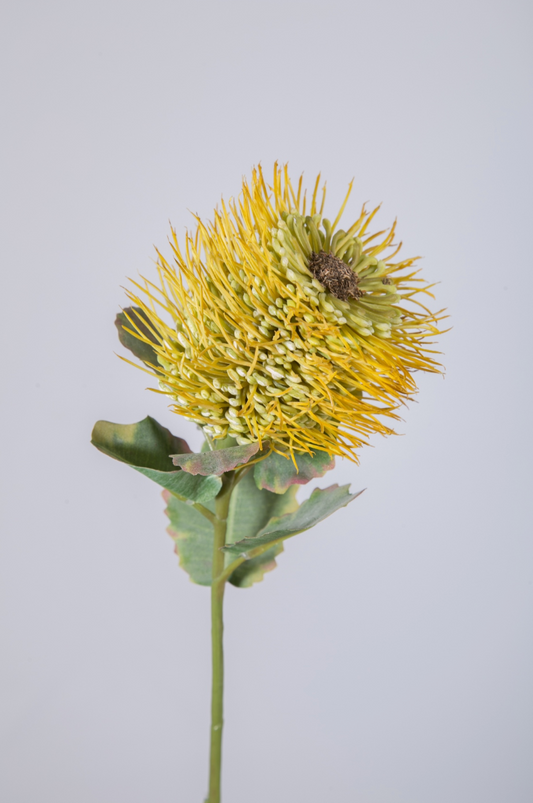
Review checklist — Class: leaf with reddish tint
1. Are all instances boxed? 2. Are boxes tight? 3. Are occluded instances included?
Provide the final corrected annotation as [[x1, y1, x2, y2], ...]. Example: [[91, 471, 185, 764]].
[[171, 442, 260, 476], [163, 472, 299, 588], [223, 484, 363, 558], [91, 417, 221, 504], [164, 490, 215, 586], [115, 306, 161, 371], [254, 449, 335, 494]]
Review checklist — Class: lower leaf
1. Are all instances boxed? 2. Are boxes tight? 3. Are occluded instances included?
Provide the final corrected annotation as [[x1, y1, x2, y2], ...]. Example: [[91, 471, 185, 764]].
[[223, 484, 364, 559], [164, 491, 214, 586]]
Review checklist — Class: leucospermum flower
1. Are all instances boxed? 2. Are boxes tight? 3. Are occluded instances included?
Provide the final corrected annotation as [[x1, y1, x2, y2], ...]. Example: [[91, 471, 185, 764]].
[[125, 165, 443, 460]]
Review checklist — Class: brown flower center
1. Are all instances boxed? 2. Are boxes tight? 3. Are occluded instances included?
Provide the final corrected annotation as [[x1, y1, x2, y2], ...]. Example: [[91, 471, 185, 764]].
[[308, 251, 363, 301]]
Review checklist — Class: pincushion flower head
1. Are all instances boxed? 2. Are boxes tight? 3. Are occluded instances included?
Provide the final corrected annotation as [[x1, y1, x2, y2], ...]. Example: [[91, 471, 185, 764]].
[[124, 164, 443, 460]]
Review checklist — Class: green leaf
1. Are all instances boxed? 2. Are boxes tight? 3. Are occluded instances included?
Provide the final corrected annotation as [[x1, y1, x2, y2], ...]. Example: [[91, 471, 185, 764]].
[[171, 442, 261, 476], [164, 491, 214, 586], [223, 484, 363, 558], [92, 415, 190, 469], [162, 470, 300, 588], [227, 548, 282, 588], [254, 449, 335, 494], [91, 417, 221, 504], [225, 470, 299, 588], [115, 306, 161, 371]]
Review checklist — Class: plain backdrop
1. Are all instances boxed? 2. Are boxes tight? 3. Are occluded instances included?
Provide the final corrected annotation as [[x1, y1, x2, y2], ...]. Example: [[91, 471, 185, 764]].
[[1, 1, 532, 802]]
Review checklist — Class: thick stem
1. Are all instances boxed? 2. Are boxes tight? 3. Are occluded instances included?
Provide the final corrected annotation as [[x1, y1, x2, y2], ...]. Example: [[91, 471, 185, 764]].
[[206, 476, 233, 803]]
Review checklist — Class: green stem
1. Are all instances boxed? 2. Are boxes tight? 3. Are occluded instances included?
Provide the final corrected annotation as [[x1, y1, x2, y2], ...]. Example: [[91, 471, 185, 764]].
[[206, 475, 234, 803]]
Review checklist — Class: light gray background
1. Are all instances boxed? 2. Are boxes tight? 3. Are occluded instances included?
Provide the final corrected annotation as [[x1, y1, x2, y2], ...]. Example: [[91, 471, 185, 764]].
[[1, 1, 532, 801]]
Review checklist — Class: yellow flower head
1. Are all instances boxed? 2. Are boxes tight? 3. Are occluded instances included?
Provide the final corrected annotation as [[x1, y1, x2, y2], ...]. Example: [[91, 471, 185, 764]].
[[125, 164, 444, 460]]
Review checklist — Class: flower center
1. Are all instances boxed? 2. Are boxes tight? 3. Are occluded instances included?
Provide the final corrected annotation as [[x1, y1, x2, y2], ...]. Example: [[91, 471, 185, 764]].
[[308, 250, 363, 301]]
